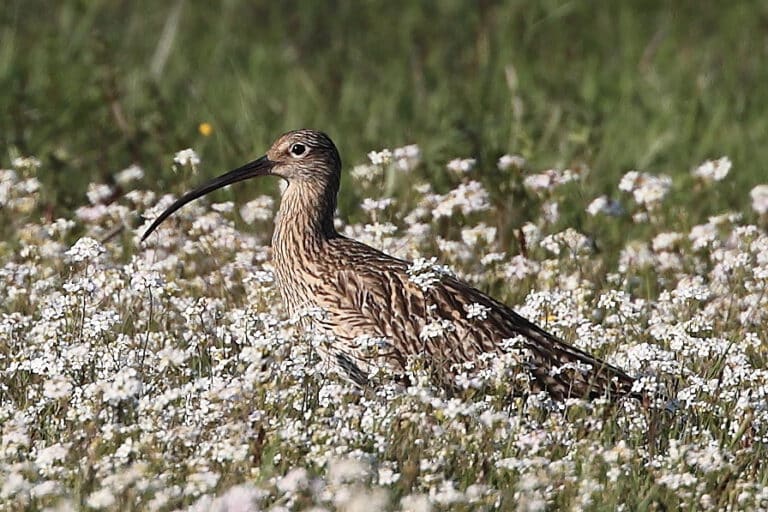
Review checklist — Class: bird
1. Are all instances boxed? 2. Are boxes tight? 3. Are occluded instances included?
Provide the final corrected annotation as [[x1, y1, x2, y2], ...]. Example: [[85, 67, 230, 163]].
[[142, 129, 639, 401]]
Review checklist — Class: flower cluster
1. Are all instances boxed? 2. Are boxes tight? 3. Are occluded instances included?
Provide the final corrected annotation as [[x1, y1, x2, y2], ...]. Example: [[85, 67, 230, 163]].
[[619, 170, 672, 209], [0, 147, 767, 511], [692, 156, 731, 182], [174, 148, 201, 167]]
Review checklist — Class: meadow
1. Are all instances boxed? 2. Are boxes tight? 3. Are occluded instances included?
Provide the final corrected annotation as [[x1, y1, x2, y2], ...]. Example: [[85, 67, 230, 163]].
[[2, 1, 768, 510]]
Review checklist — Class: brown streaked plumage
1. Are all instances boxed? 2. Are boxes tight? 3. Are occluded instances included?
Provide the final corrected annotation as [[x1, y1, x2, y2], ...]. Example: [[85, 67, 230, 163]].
[[142, 129, 639, 401]]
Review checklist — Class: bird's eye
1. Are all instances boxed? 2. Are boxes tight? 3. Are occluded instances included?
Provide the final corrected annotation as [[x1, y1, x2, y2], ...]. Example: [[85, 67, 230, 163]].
[[289, 143, 306, 157]]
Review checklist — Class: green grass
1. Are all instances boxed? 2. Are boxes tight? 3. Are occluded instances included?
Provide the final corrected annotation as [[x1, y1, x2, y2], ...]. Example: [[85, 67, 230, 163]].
[[2, 1, 766, 226]]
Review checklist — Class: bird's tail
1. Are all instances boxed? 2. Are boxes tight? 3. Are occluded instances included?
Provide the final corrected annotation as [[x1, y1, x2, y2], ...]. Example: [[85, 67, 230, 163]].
[[514, 315, 640, 401]]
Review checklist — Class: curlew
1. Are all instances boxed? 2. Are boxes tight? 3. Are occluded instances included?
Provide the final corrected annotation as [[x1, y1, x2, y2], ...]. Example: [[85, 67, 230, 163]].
[[142, 129, 639, 401]]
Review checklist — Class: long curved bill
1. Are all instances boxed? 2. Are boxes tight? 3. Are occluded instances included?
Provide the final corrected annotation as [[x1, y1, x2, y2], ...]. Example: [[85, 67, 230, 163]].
[[141, 155, 274, 242]]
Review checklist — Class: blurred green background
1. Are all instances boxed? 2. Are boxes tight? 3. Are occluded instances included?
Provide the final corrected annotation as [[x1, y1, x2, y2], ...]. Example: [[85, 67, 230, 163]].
[[2, 0, 766, 224]]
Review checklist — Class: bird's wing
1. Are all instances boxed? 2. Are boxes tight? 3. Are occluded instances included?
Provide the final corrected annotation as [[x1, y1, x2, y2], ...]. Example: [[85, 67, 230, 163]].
[[316, 263, 513, 389], [434, 276, 638, 399], [323, 239, 636, 400], [309, 264, 412, 385]]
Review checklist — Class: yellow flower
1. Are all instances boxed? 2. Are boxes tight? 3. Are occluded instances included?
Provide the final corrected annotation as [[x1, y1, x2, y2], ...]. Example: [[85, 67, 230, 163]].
[[198, 122, 213, 137]]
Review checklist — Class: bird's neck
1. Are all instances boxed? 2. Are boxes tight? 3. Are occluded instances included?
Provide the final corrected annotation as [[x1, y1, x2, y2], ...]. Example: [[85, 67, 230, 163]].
[[272, 180, 338, 262]]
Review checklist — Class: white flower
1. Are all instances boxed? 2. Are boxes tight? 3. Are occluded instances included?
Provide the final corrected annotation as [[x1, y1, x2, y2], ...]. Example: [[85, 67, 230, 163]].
[[87, 488, 116, 509], [504, 255, 539, 280], [17, 177, 40, 194], [364, 222, 398, 238], [63, 277, 99, 295], [328, 458, 370, 485], [360, 197, 394, 212], [184, 471, 220, 497], [211, 201, 234, 213], [86, 183, 114, 205], [709, 211, 742, 225], [0, 171, 16, 206], [43, 375, 72, 400], [407, 257, 452, 290], [115, 164, 144, 185], [12, 156, 42, 170], [618, 170, 641, 192], [351, 163, 382, 181], [454, 180, 490, 215], [276, 468, 309, 494], [550, 361, 593, 376], [540, 228, 591, 256], [523, 168, 578, 191], [498, 154, 526, 171], [750, 184, 768, 214], [480, 252, 506, 265], [430, 480, 466, 505], [339, 489, 389, 512], [652, 232, 683, 252], [657, 472, 698, 491], [394, 144, 421, 172], [367, 148, 392, 165], [35, 443, 69, 469], [689, 222, 718, 250], [401, 494, 432, 512], [378, 467, 400, 485], [633, 176, 671, 206], [461, 223, 496, 246], [685, 442, 725, 473], [157, 346, 189, 368], [102, 367, 142, 404], [130, 269, 165, 293], [523, 172, 556, 191], [351, 335, 392, 354], [188, 484, 265, 512], [395, 144, 420, 160], [174, 148, 201, 167], [586, 195, 623, 216], [619, 170, 672, 207], [0, 472, 30, 500], [618, 241, 654, 271], [447, 158, 476, 173], [465, 303, 490, 320], [520, 222, 541, 244], [542, 201, 559, 223], [240, 195, 274, 223], [46, 217, 76, 237], [30, 480, 62, 499], [75, 204, 108, 223], [692, 157, 731, 182], [420, 319, 455, 340], [65, 237, 105, 263]]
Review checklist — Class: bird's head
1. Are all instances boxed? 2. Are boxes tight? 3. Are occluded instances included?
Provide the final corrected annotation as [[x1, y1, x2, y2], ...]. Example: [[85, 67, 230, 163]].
[[141, 129, 341, 241], [267, 129, 341, 183]]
